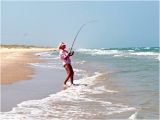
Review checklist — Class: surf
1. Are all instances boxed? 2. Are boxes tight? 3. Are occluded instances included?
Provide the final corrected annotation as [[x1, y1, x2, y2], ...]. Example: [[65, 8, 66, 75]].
[[0, 72, 136, 120]]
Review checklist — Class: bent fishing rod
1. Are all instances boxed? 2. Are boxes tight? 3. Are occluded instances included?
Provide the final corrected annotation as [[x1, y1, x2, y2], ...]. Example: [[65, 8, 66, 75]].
[[69, 20, 98, 53]]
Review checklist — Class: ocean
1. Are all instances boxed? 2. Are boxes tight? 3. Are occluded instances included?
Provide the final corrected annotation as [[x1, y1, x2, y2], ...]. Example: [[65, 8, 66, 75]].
[[1, 47, 159, 120]]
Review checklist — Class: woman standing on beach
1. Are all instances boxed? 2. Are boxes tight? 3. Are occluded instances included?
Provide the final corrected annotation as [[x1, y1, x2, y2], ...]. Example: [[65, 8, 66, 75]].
[[58, 42, 74, 87]]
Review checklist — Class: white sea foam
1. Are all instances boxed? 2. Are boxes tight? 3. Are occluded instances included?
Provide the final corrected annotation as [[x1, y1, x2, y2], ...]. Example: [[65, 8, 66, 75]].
[[144, 47, 150, 50], [113, 54, 124, 57], [77, 48, 159, 60], [77, 48, 121, 56], [29, 63, 63, 70], [0, 72, 136, 120], [128, 50, 135, 52], [73, 68, 87, 78], [106, 89, 119, 93], [73, 68, 86, 73], [76, 60, 86, 64], [129, 52, 159, 56], [35, 52, 52, 56], [128, 111, 138, 120], [92, 86, 118, 94], [156, 55, 160, 61]]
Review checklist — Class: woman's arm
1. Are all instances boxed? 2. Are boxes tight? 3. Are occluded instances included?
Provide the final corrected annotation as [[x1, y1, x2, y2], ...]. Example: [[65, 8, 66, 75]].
[[64, 51, 74, 59], [60, 50, 74, 60]]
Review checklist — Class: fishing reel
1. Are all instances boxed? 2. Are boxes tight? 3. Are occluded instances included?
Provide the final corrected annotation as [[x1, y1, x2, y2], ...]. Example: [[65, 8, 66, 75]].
[[69, 51, 74, 56]]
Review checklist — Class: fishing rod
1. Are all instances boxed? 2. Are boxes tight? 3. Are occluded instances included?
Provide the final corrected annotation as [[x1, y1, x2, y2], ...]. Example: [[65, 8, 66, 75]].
[[69, 20, 98, 53]]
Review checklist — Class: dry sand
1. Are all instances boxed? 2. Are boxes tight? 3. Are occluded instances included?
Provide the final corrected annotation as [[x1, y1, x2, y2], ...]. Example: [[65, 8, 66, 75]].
[[0, 48, 56, 84]]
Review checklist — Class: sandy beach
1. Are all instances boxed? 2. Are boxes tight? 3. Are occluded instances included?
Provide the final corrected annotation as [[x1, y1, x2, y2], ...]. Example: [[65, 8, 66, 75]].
[[0, 47, 56, 84]]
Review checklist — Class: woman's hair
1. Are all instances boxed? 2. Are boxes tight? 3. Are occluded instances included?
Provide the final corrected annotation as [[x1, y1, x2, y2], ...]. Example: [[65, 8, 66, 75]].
[[58, 42, 65, 49]]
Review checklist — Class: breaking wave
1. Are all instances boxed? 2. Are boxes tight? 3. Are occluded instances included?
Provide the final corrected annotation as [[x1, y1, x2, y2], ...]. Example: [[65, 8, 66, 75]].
[[77, 47, 159, 60]]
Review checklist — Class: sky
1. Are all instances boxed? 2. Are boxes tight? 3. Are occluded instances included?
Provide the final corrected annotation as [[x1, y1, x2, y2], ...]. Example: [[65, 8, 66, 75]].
[[1, 1, 159, 48]]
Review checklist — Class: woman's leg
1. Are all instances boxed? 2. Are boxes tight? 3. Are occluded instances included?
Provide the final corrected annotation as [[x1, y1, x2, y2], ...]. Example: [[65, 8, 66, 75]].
[[68, 64, 74, 85], [64, 64, 74, 85]]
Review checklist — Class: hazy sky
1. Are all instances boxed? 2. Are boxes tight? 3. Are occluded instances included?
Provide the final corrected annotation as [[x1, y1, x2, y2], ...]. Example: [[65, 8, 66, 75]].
[[1, 1, 159, 48]]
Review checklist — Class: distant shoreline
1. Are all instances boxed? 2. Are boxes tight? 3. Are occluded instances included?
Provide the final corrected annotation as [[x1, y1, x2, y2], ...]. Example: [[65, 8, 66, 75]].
[[0, 44, 54, 49]]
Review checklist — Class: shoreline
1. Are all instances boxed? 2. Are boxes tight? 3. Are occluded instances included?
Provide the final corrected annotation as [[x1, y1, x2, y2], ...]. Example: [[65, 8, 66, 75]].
[[0, 48, 56, 84], [1, 48, 65, 112]]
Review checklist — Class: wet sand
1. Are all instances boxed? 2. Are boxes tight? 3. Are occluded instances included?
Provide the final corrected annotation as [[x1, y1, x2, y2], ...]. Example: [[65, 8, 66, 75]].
[[1, 67, 65, 112]]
